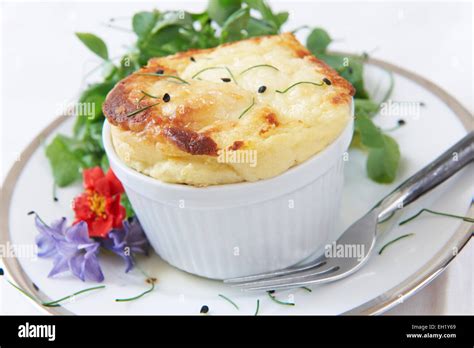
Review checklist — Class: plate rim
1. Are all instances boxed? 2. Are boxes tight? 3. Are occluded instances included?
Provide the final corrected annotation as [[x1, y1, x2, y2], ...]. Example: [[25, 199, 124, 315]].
[[0, 56, 472, 316]]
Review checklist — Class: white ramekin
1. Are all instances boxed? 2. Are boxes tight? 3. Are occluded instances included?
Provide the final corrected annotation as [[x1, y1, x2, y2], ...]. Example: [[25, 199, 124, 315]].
[[103, 116, 353, 279]]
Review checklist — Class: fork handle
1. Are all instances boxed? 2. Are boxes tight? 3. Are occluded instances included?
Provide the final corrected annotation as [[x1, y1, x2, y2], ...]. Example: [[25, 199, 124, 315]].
[[377, 131, 474, 222]]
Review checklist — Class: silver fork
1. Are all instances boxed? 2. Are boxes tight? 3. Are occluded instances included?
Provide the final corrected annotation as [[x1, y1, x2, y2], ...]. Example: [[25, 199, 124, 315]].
[[225, 131, 474, 291]]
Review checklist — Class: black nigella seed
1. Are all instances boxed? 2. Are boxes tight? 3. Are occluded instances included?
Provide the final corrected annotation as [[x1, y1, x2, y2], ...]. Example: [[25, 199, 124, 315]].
[[163, 93, 171, 103], [190, 57, 196, 62], [348, 67, 353, 74], [0, 268, 4, 276], [258, 86, 267, 93], [27, 211, 35, 215], [322, 78, 332, 85], [221, 77, 231, 82], [268, 290, 275, 294], [398, 119, 406, 126], [200, 305, 209, 314], [32, 283, 39, 291], [156, 69, 164, 75]]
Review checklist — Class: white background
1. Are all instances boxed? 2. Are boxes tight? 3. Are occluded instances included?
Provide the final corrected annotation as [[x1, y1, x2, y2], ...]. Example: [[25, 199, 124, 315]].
[[0, 0, 472, 314]]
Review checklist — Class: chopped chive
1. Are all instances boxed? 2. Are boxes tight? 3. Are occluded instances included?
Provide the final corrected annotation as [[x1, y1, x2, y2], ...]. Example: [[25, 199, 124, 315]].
[[125, 102, 160, 118], [276, 81, 324, 94], [191, 66, 237, 84], [238, 98, 255, 119], [399, 208, 474, 226], [140, 90, 159, 99], [7, 280, 46, 305], [42, 285, 106, 307], [378, 233, 415, 255], [301, 286, 312, 292], [115, 281, 155, 302], [239, 64, 279, 75], [218, 294, 239, 310], [254, 299, 260, 316], [137, 73, 189, 85], [267, 291, 294, 306], [7, 280, 105, 307]]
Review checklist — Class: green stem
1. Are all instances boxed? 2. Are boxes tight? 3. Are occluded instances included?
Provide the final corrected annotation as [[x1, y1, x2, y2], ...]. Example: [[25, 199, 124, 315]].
[[191, 66, 237, 84], [238, 98, 255, 119], [301, 286, 312, 292], [140, 90, 159, 99], [254, 299, 260, 316], [399, 208, 474, 226], [267, 291, 294, 306], [137, 73, 189, 85], [218, 294, 239, 310], [239, 64, 279, 75], [42, 285, 106, 307], [276, 81, 324, 94], [378, 233, 414, 255], [125, 102, 160, 118], [115, 282, 155, 302]]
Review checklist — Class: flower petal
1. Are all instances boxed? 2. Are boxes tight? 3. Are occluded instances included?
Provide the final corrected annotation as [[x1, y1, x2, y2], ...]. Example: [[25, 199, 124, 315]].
[[83, 167, 105, 190], [106, 169, 124, 196], [83, 252, 105, 282], [48, 256, 70, 278]]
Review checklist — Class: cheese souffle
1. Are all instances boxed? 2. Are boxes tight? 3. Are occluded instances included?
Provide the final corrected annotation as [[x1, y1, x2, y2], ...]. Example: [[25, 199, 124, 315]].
[[103, 33, 354, 186]]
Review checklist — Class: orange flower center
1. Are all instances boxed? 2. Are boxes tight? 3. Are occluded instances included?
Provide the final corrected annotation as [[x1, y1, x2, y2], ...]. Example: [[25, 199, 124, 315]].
[[88, 191, 107, 219]]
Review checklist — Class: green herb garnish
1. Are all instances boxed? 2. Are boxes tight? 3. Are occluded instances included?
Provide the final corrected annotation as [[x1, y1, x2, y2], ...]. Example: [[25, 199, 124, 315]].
[[238, 97, 255, 119], [254, 299, 260, 316], [7, 280, 105, 307], [267, 291, 295, 306], [378, 233, 414, 255], [125, 102, 160, 118], [399, 208, 474, 226], [239, 64, 279, 75], [218, 294, 239, 310], [192, 66, 237, 84], [140, 90, 159, 99], [301, 286, 312, 292], [115, 278, 156, 302], [42, 286, 106, 307], [137, 73, 189, 85], [276, 81, 324, 94]]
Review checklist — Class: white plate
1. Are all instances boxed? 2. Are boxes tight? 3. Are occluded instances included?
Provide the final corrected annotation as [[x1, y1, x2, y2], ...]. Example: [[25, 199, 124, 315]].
[[1, 58, 472, 315]]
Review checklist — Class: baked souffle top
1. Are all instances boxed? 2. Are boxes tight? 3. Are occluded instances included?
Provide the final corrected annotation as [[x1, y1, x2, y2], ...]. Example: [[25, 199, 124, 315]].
[[103, 33, 354, 186]]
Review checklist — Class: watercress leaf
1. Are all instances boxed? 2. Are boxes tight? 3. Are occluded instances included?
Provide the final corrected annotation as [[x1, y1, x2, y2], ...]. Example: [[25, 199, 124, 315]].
[[354, 98, 379, 119], [207, 0, 242, 26], [307, 27, 331, 55], [244, 0, 278, 29], [367, 135, 400, 183], [132, 11, 158, 38], [275, 11, 289, 27], [319, 53, 369, 99], [221, 7, 250, 43], [75, 32, 109, 60], [355, 114, 384, 148], [100, 154, 110, 172], [121, 194, 135, 218], [246, 17, 278, 37], [45, 135, 83, 187]]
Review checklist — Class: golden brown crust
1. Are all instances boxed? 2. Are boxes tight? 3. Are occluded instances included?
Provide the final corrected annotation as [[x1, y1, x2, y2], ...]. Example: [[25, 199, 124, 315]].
[[103, 33, 354, 157]]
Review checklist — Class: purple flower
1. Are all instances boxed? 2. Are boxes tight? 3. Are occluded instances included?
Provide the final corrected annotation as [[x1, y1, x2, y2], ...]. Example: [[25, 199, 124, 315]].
[[34, 215, 104, 282], [102, 217, 150, 272]]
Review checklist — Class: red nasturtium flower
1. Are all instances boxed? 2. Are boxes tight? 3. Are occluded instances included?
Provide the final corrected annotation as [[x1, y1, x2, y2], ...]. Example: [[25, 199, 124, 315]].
[[73, 167, 126, 238]]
